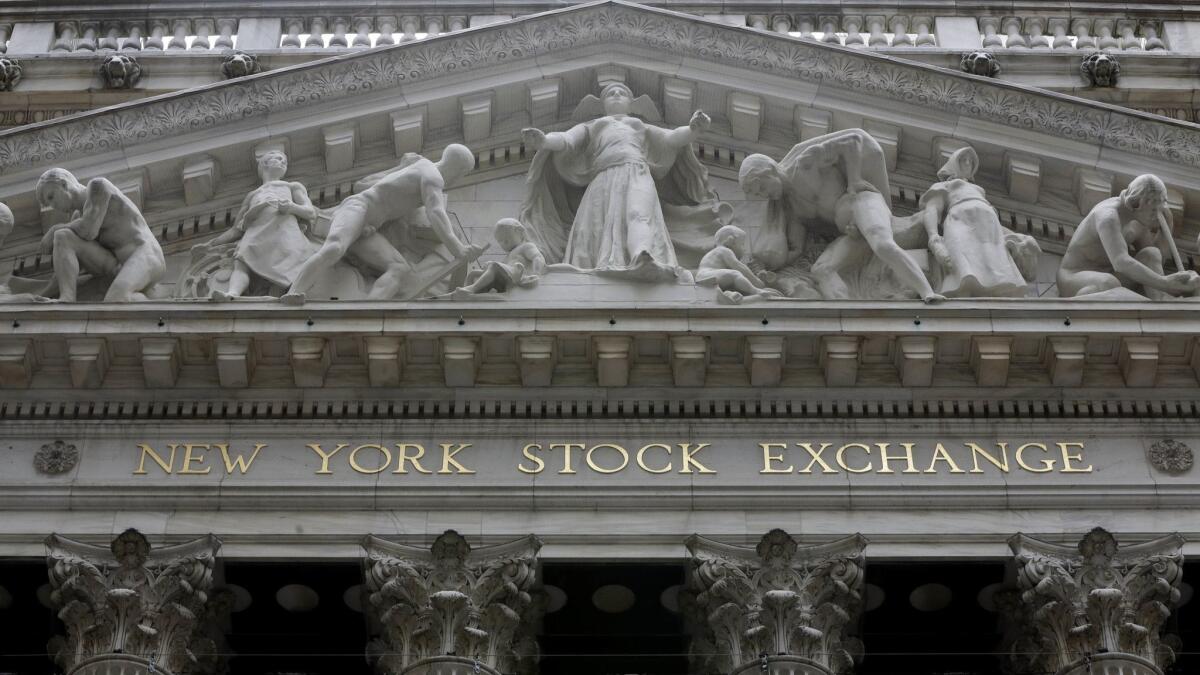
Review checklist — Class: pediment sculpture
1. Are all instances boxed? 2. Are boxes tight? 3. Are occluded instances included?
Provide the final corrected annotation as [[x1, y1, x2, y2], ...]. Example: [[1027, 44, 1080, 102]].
[[6, 90, 1200, 306]]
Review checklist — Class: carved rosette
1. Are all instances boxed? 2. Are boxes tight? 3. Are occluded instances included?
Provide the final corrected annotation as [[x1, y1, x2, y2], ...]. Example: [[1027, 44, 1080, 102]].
[[45, 529, 223, 675], [363, 530, 543, 675], [1148, 439, 1193, 475], [685, 529, 867, 675], [1006, 528, 1184, 675], [34, 439, 79, 475]]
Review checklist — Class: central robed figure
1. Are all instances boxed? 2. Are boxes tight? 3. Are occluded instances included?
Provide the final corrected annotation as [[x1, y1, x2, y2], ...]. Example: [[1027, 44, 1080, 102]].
[[520, 83, 729, 281]]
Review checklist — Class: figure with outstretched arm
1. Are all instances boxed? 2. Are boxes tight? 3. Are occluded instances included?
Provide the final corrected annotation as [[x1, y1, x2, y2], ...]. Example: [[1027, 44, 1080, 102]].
[[739, 129, 943, 302], [1058, 174, 1200, 299]]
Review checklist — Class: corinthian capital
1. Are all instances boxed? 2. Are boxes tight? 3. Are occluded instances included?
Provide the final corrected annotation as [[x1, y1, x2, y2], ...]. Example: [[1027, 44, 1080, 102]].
[[685, 529, 867, 675], [45, 528, 223, 675], [1007, 528, 1185, 675], [363, 530, 543, 675]]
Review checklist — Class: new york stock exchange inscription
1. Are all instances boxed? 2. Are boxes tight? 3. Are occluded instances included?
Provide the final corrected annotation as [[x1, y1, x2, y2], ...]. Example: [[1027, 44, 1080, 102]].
[[131, 439, 1092, 477]]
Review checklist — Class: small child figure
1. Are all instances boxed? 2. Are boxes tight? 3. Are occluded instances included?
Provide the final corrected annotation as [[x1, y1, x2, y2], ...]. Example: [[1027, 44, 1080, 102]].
[[452, 218, 546, 298], [696, 225, 782, 304]]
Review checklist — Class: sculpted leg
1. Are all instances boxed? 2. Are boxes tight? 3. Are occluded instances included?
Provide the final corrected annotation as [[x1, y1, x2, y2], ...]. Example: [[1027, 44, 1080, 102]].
[[285, 210, 364, 302], [1057, 268, 1123, 298], [213, 261, 252, 301], [810, 235, 865, 300], [1135, 247, 1168, 300], [53, 229, 118, 302], [848, 191, 943, 302], [350, 233, 414, 301], [104, 243, 165, 302]]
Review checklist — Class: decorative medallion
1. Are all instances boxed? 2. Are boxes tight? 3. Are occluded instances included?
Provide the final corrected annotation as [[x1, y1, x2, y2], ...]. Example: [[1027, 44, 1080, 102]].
[[33, 440, 78, 475], [1148, 439, 1193, 475]]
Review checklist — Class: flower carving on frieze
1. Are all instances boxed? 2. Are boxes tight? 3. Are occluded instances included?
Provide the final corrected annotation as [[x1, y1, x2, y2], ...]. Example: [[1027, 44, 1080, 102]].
[[34, 440, 78, 475], [1007, 528, 1185, 675], [1148, 439, 1194, 475]]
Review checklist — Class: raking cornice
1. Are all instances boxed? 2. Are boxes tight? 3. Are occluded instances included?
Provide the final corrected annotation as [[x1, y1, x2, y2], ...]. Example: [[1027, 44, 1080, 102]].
[[0, 1, 1198, 176]]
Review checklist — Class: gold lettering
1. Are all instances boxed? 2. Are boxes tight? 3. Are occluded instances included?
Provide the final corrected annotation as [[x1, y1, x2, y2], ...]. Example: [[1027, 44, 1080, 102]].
[[679, 443, 715, 474], [518, 444, 545, 474], [877, 442, 919, 474], [798, 443, 837, 474], [309, 443, 348, 475], [586, 444, 629, 474], [636, 444, 672, 474], [968, 442, 1010, 473], [836, 443, 873, 473], [438, 443, 475, 474], [350, 444, 391, 474], [760, 443, 793, 473], [549, 443, 584, 474], [1057, 442, 1093, 473], [134, 443, 177, 475], [178, 444, 212, 475], [924, 443, 966, 474], [217, 443, 265, 474], [393, 443, 433, 474], [1015, 442, 1056, 473]]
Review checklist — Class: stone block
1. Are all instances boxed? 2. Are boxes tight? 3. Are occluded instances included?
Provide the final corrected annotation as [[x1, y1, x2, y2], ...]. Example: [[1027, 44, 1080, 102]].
[[460, 93, 493, 144], [821, 336, 859, 387], [363, 336, 403, 387], [1045, 336, 1087, 387], [68, 338, 110, 389], [7, 22, 55, 53], [1003, 152, 1041, 204], [441, 336, 479, 387], [745, 336, 783, 387], [933, 137, 970, 171], [1166, 187, 1185, 229], [322, 125, 357, 173], [970, 336, 1012, 386], [1119, 337, 1160, 387], [863, 120, 901, 172], [517, 335, 556, 387], [794, 107, 831, 142], [895, 336, 935, 387], [935, 17, 982, 49], [662, 78, 695, 127], [182, 155, 220, 206], [702, 14, 745, 27], [527, 79, 560, 127], [235, 17, 282, 50], [215, 337, 255, 388], [593, 336, 632, 387], [727, 92, 762, 142], [140, 337, 180, 388], [0, 339, 36, 389], [290, 336, 330, 387], [595, 65, 626, 89], [468, 15, 511, 28], [390, 108, 424, 156], [110, 168, 148, 211], [1074, 167, 1113, 215], [253, 139, 289, 163], [670, 336, 708, 387], [1164, 21, 1200, 52]]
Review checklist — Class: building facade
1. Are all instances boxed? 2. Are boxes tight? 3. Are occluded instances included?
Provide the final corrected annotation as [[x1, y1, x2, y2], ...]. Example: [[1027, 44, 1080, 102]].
[[0, 2, 1196, 675]]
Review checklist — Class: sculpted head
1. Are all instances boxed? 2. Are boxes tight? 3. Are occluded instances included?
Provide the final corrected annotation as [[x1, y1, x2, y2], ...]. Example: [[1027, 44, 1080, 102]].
[[1121, 174, 1168, 219], [257, 150, 288, 182], [600, 82, 634, 116], [110, 528, 151, 568], [36, 168, 84, 213], [493, 218, 528, 252], [714, 224, 748, 258], [937, 146, 979, 182], [739, 154, 783, 199], [436, 143, 475, 186]]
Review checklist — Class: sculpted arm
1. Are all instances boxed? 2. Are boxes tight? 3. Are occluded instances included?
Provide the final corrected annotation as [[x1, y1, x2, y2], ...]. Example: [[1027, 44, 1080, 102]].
[[1095, 210, 1171, 290], [519, 242, 546, 276], [523, 122, 586, 153], [420, 174, 467, 256], [662, 110, 710, 149], [202, 193, 254, 248], [726, 252, 772, 288], [288, 182, 317, 222], [68, 179, 117, 241]]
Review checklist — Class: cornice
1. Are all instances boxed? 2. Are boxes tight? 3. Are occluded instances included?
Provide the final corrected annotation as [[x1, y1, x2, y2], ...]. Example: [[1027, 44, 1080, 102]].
[[0, 0, 1199, 176]]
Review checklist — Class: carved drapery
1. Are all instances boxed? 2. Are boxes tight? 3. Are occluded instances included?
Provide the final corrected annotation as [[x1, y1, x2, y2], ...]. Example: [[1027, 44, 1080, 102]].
[[45, 528, 223, 675], [685, 530, 867, 675], [1006, 528, 1185, 675], [363, 530, 542, 675]]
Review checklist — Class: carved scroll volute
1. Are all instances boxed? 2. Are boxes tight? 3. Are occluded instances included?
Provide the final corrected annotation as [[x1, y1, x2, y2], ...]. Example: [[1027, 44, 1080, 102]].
[[1007, 527, 1185, 675], [685, 529, 868, 675], [363, 530, 544, 675], [45, 528, 222, 675]]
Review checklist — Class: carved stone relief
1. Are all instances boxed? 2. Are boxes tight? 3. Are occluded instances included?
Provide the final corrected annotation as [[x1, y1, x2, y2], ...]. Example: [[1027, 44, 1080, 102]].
[[0, 57, 22, 91], [33, 439, 78, 474], [1148, 439, 1194, 475], [685, 529, 867, 675], [1082, 52, 1121, 87], [1006, 528, 1184, 675], [100, 54, 141, 89], [960, 51, 1000, 77], [220, 51, 261, 79], [45, 528, 223, 675], [362, 530, 543, 675]]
